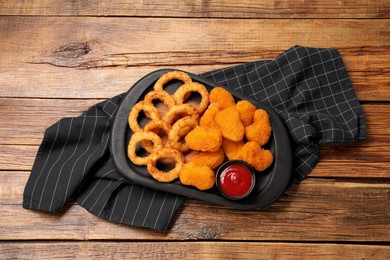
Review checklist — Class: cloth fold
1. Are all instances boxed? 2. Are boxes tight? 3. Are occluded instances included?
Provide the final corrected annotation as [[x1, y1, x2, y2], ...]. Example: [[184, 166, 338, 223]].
[[23, 46, 366, 231]]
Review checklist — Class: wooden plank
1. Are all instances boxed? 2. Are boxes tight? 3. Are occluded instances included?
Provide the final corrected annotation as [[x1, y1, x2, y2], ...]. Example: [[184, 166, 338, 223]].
[[1, 139, 389, 173], [0, 0, 388, 18], [1, 64, 387, 101], [1, 99, 388, 145], [1, 141, 389, 177], [320, 142, 390, 162], [0, 98, 101, 145], [310, 162, 390, 178], [0, 17, 389, 100], [1, 172, 389, 241], [0, 242, 389, 259], [1, 99, 389, 177]]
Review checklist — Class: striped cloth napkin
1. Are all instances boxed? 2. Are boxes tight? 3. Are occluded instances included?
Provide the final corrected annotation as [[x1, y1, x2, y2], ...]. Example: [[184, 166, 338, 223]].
[[23, 46, 366, 231]]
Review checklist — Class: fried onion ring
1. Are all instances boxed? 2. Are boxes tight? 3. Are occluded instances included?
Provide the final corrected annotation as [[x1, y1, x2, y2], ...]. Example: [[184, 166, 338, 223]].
[[128, 101, 160, 133], [173, 82, 210, 114], [147, 148, 184, 182], [141, 120, 171, 153], [154, 71, 192, 91], [168, 116, 198, 152], [162, 104, 199, 126], [128, 132, 163, 166], [144, 90, 176, 112]]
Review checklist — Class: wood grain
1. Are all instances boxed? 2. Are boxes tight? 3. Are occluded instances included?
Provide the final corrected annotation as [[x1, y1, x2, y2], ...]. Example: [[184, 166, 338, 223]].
[[1, 0, 389, 256], [0, 0, 388, 18], [1, 171, 389, 241], [1, 97, 388, 177], [0, 242, 389, 259], [0, 17, 389, 100], [1, 99, 388, 145], [1, 143, 389, 178]]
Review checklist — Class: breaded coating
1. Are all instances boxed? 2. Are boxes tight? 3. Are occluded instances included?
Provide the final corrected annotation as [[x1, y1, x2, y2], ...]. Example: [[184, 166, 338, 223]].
[[199, 103, 221, 130], [222, 138, 244, 161], [179, 162, 215, 190], [241, 141, 273, 172], [236, 100, 257, 127], [191, 147, 225, 169], [215, 107, 244, 142], [245, 109, 272, 146], [209, 87, 235, 109], [185, 126, 222, 152]]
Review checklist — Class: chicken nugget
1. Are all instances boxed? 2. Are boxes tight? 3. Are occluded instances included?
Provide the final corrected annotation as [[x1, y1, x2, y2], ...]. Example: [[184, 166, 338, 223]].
[[245, 109, 272, 146], [215, 107, 244, 142], [199, 103, 221, 130], [185, 126, 222, 152], [179, 162, 215, 190], [222, 138, 244, 160], [236, 100, 257, 126], [241, 141, 273, 172], [209, 87, 235, 109], [191, 147, 225, 169]]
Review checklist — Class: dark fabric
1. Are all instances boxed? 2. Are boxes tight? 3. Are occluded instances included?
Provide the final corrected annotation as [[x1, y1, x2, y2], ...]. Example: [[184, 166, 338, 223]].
[[23, 46, 366, 231], [23, 95, 186, 231], [202, 46, 366, 182]]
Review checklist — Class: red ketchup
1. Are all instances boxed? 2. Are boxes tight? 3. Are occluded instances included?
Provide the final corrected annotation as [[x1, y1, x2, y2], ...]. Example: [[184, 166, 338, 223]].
[[217, 163, 254, 199]]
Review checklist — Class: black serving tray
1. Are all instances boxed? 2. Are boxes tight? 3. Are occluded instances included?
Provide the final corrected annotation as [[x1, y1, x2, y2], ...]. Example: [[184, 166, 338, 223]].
[[111, 69, 293, 209]]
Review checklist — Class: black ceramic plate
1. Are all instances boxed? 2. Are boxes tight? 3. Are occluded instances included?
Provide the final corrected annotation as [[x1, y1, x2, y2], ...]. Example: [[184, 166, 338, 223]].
[[111, 69, 293, 209]]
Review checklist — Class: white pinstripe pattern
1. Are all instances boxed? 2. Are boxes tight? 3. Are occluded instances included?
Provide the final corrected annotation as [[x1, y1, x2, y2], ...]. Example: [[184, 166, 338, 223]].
[[62, 106, 99, 203], [80, 119, 110, 179], [38, 118, 73, 209], [79, 168, 117, 206], [108, 185, 120, 220], [120, 185, 134, 223], [166, 195, 179, 227], [153, 193, 167, 229], [48, 116, 87, 211], [131, 186, 145, 225], [141, 190, 156, 226], [29, 122, 61, 207], [89, 180, 114, 211]]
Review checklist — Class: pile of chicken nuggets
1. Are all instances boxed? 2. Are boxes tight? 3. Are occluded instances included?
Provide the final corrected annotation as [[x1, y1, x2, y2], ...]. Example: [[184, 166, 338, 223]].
[[127, 71, 273, 191]]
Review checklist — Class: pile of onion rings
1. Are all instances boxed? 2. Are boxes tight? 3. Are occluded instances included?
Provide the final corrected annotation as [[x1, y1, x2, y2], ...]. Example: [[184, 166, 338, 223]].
[[127, 71, 209, 183], [127, 71, 273, 190]]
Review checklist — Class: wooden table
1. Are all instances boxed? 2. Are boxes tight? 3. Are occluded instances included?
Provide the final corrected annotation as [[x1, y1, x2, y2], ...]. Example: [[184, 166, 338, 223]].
[[1, 1, 389, 258]]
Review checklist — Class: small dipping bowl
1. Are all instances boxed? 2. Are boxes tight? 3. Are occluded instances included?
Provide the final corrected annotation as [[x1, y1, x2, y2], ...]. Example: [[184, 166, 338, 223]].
[[216, 160, 256, 200]]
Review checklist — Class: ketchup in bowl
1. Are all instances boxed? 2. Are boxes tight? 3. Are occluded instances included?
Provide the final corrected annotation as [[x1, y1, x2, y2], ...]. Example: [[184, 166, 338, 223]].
[[216, 160, 255, 200]]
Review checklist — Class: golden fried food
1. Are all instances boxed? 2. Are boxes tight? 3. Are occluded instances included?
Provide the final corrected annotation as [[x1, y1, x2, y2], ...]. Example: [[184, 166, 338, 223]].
[[127, 70, 275, 187], [128, 101, 161, 133], [174, 82, 210, 114], [209, 87, 235, 109], [141, 120, 171, 153], [168, 116, 198, 153], [179, 162, 215, 190], [162, 104, 199, 126], [154, 71, 192, 91], [191, 147, 225, 169], [222, 138, 244, 161], [128, 132, 163, 165], [245, 109, 272, 146], [147, 148, 184, 182], [241, 141, 273, 172], [215, 107, 244, 142], [185, 126, 222, 152], [144, 90, 176, 114], [236, 100, 257, 127], [199, 103, 221, 130]]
